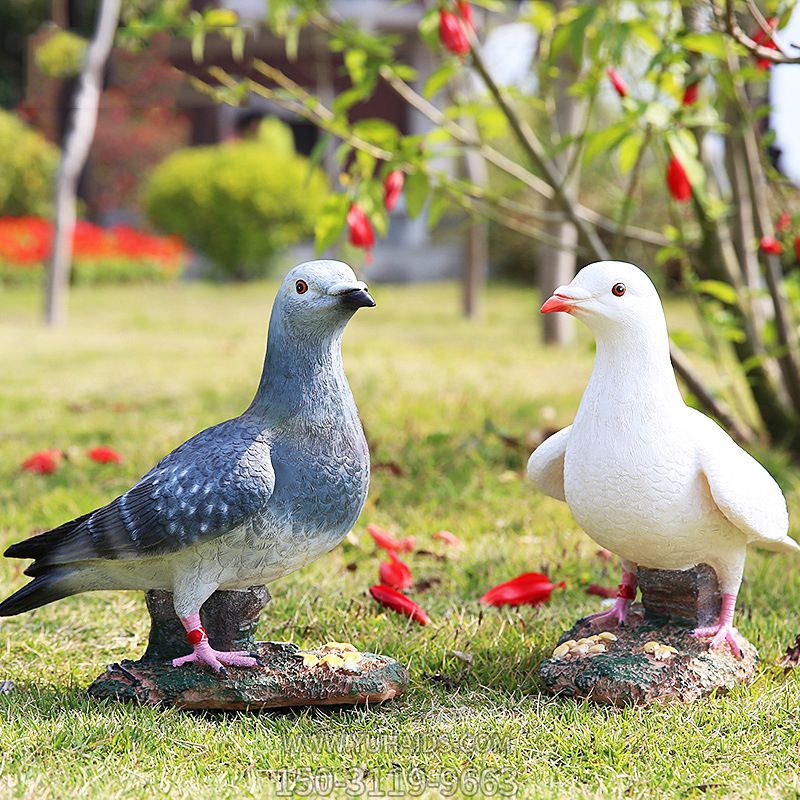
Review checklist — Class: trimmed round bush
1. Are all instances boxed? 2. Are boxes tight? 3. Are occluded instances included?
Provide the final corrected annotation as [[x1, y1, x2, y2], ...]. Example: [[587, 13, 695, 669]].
[[0, 110, 58, 216], [143, 126, 328, 280]]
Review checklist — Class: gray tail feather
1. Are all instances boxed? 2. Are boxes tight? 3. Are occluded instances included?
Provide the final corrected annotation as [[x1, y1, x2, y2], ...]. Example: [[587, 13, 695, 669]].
[[4, 512, 92, 578], [0, 569, 80, 616]]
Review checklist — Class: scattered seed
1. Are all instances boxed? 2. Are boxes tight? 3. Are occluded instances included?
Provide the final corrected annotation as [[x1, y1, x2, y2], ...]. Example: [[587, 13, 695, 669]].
[[552, 643, 571, 659], [598, 632, 618, 642]]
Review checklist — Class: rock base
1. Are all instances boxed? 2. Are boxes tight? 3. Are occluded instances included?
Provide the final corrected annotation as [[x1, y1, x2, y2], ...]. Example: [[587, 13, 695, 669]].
[[86, 587, 408, 710], [538, 607, 757, 706], [88, 641, 409, 710]]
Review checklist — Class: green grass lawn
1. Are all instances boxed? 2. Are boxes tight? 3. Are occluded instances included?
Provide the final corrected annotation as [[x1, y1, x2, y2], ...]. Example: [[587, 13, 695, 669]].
[[1, 280, 799, 799]]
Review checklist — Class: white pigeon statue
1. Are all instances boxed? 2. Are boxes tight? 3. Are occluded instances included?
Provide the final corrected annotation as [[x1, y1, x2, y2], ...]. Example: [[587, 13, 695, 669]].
[[528, 261, 799, 656]]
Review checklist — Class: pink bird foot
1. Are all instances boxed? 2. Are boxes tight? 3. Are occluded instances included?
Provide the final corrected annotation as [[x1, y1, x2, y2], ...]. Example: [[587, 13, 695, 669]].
[[582, 597, 631, 628], [174, 614, 261, 673], [581, 569, 637, 629], [691, 592, 744, 659], [172, 642, 260, 673]]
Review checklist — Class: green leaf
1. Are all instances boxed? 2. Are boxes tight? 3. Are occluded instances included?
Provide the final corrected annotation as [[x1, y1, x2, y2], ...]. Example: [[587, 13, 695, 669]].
[[428, 192, 449, 228], [583, 122, 630, 163], [191, 30, 205, 64], [617, 130, 645, 174], [696, 280, 738, 306], [345, 49, 367, 85], [424, 61, 458, 99], [405, 171, 429, 219], [521, 1, 556, 32], [680, 32, 728, 59], [352, 118, 399, 148], [315, 193, 350, 254]]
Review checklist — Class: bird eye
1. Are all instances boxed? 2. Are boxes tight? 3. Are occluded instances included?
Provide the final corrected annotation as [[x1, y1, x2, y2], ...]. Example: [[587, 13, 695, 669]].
[[295, 279, 308, 295], [612, 282, 626, 297]]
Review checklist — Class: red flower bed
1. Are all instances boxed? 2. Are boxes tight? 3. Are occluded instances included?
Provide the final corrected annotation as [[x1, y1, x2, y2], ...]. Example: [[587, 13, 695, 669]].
[[0, 216, 185, 284]]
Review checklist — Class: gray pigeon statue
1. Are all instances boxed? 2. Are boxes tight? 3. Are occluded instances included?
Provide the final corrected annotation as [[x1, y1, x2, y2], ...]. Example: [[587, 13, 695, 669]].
[[0, 260, 375, 672]]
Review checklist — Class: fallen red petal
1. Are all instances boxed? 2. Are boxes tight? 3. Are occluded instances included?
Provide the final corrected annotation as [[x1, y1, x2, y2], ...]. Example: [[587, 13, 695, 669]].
[[480, 572, 565, 607], [21, 449, 63, 475], [87, 446, 123, 464], [586, 583, 617, 599], [369, 584, 430, 625], [379, 552, 413, 591], [367, 523, 415, 553], [433, 529, 463, 547]]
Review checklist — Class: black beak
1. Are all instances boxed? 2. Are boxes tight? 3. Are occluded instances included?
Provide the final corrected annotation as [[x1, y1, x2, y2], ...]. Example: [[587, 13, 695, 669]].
[[339, 287, 376, 309]]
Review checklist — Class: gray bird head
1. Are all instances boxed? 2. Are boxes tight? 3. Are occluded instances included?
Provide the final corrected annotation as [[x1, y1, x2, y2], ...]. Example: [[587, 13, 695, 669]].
[[274, 260, 375, 340]]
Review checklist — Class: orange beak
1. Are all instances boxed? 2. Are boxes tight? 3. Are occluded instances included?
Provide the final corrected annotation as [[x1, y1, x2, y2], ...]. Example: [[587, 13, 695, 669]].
[[541, 293, 574, 314]]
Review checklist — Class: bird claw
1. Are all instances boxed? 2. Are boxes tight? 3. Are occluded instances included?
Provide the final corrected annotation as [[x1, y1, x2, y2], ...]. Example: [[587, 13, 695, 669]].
[[581, 599, 630, 629], [172, 645, 260, 672], [692, 623, 744, 659]]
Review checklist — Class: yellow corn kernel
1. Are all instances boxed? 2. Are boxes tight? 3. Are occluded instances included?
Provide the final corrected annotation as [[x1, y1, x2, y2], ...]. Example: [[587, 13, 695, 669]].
[[598, 632, 618, 642], [302, 654, 320, 668], [552, 643, 571, 659], [643, 641, 661, 654], [588, 643, 606, 655], [323, 641, 358, 652]]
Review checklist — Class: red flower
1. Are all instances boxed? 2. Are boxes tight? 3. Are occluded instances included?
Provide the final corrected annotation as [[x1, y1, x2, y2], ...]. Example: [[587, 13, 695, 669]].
[[21, 449, 63, 475], [87, 446, 123, 464], [439, 9, 471, 55], [666, 156, 692, 202], [753, 18, 779, 70], [795, 235, 800, 263], [607, 68, 628, 98], [760, 235, 783, 255], [369, 584, 430, 625], [367, 523, 415, 553], [433, 529, 463, 547], [682, 82, 699, 107], [480, 572, 565, 607], [456, 0, 474, 31], [776, 212, 792, 232], [586, 584, 617, 599], [347, 203, 374, 260], [383, 171, 404, 212], [379, 552, 413, 591]]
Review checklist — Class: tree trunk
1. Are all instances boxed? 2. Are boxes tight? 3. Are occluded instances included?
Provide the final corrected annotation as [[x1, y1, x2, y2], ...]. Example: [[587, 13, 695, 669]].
[[44, 0, 121, 326]]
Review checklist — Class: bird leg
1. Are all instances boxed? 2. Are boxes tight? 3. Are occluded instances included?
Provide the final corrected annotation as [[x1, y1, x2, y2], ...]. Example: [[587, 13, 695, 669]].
[[691, 592, 744, 659], [582, 569, 637, 628], [171, 613, 261, 673]]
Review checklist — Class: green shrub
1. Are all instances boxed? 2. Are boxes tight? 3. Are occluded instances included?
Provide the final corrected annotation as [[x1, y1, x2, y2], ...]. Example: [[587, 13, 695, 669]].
[[0, 111, 58, 216], [143, 124, 328, 279], [34, 28, 87, 77]]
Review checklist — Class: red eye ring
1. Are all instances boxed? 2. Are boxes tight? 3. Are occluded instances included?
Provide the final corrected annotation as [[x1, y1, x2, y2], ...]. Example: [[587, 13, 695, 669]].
[[612, 282, 626, 297], [296, 279, 308, 294]]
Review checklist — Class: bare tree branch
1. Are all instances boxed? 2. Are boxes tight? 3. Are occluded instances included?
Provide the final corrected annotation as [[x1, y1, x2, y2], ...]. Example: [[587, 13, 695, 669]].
[[720, 0, 800, 65]]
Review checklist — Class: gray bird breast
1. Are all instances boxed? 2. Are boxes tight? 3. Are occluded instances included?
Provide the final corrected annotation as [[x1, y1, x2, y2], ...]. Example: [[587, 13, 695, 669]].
[[239, 416, 370, 574]]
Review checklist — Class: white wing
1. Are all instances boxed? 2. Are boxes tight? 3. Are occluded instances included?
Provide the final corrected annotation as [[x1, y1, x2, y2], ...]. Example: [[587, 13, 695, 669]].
[[527, 425, 571, 502], [687, 409, 798, 552]]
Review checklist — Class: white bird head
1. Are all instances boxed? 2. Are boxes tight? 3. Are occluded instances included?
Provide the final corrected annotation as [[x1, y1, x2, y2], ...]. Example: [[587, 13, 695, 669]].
[[275, 259, 375, 338], [541, 261, 665, 340]]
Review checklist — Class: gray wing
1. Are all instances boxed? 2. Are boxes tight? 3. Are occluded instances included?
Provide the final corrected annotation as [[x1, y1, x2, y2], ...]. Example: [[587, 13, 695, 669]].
[[14, 418, 275, 573]]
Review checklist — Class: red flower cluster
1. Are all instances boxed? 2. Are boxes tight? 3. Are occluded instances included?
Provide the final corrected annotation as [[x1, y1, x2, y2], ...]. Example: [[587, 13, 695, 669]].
[[0, 216, 184, 272], [682, 82, 699, 107], [439, 1, 474, 56], [760, 235, 783, 255]]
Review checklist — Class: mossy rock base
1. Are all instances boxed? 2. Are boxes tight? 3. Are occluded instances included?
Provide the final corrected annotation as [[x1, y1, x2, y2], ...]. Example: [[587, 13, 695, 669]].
[[538, 606, 757, 706], [87, 642, 409, 710]]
